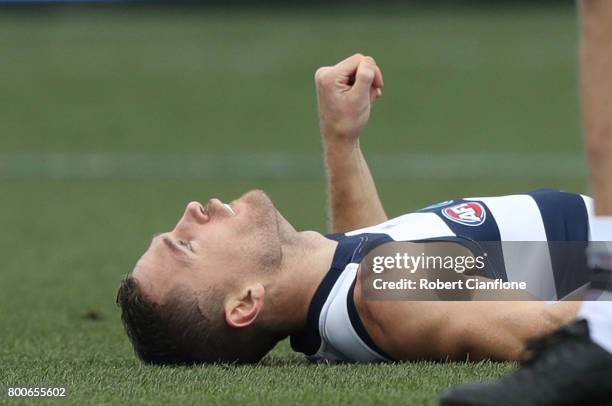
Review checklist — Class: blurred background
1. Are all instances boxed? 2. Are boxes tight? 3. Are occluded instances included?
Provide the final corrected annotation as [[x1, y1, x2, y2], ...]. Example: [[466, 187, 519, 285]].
[[0, 1, 585, 403]]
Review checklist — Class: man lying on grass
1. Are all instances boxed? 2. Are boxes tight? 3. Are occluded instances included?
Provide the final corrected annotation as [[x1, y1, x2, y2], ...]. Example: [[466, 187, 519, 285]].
[[117, 54, 592, 364]]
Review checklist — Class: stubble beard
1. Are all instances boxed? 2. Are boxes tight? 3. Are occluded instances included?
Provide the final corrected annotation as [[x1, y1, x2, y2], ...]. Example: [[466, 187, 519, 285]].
[[240, 190, 284, 272]]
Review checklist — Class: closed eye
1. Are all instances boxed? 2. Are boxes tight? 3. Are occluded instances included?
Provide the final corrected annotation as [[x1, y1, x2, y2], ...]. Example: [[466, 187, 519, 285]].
[[178, 240, 195, 253]]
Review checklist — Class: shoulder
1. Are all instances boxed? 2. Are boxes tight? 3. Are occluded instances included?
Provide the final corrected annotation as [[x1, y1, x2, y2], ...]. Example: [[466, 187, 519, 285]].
[[353, 240, 477, 359]]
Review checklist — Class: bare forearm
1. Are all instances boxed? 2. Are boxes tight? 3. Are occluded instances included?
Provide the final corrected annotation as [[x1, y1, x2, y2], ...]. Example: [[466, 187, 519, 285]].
[[369, 300, 580, 362], [457, 301, 581, 361], [580, 0, 612, 215], [324, 138, 387, 233], [314, 54, 386, 233]]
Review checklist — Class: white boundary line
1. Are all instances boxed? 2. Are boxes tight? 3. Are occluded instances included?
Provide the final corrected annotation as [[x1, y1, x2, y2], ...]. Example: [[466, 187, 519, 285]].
[[0, 153, 586, 179]]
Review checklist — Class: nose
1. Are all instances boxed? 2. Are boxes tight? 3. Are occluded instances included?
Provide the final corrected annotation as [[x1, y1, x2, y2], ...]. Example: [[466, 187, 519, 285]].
[[175, 201, 209, 233], [186, 201, 209, 223]]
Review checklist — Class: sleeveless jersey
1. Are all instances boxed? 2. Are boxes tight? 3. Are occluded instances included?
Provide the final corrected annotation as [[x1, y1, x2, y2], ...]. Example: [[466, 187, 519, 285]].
[[289, 189, 594, 363]]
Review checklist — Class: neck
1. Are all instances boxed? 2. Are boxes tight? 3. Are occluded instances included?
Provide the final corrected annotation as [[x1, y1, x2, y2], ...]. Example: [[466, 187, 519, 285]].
[[264, 231, 338, 336]]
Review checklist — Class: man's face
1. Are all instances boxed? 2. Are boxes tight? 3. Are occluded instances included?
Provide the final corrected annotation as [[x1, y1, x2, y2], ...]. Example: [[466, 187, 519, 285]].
[[133, 190, 289, 303]]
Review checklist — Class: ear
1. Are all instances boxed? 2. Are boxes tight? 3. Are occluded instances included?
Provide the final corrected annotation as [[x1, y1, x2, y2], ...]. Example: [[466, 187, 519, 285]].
[[224, 283, 265, 328]]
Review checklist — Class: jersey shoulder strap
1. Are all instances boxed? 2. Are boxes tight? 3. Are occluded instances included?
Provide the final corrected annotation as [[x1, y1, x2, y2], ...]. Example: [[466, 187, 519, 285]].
[[290, 234, 393, 362]]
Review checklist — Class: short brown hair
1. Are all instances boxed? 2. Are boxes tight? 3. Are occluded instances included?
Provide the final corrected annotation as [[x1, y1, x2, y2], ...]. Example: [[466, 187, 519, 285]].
[[116, 276, 282, 365]]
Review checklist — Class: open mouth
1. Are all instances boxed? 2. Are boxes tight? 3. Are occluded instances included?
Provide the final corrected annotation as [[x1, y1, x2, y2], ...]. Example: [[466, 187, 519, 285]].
[[224, 203, 235, 215]]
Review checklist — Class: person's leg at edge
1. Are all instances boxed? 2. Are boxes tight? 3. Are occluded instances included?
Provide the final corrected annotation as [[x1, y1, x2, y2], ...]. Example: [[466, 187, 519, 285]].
[[578, 0, 612, 355]]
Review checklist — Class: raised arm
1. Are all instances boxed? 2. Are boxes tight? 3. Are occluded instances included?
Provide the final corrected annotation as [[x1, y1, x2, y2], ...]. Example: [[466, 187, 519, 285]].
[[315, 54, 387, 233]]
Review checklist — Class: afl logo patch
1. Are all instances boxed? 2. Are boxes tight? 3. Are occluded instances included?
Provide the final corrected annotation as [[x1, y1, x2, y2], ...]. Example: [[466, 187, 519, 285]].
[[442, 202, 486, 226]]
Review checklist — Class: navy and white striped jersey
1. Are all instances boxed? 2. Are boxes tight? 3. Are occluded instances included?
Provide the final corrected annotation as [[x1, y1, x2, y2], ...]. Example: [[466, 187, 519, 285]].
[[289, 189, 594, 363]]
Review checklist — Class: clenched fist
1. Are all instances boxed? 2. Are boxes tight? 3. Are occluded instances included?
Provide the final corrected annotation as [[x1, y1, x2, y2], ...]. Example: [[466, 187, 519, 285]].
[[315, 54, 384, 145]]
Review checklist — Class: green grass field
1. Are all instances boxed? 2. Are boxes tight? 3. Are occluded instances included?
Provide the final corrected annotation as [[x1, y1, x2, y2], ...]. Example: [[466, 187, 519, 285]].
[[0, 3, 585, 405]]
